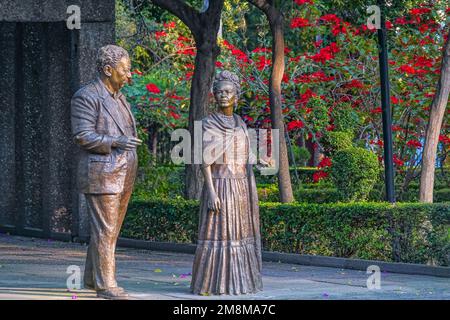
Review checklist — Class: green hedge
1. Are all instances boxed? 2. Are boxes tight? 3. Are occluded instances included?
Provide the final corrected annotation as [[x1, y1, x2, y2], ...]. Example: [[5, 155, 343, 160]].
[[123, 198, 199, 243], [257, 184, 450, 204], [258, 185, 339, 203], [122, 199, 450, 266], [254, 167, 319, 184]]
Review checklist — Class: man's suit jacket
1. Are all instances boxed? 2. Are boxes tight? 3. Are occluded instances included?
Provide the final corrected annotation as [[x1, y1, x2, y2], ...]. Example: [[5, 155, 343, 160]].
[[71, 78, 137, 194]]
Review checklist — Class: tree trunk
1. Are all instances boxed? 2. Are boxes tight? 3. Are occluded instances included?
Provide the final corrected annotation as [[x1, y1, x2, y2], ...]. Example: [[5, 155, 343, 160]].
[[419, 34, 450, 203], [269, 13, 294, 202], [248, 0, 294, 202], [151, 125, 158, 165], [149, 0, 224, 200], [185, 41, 221, 199]]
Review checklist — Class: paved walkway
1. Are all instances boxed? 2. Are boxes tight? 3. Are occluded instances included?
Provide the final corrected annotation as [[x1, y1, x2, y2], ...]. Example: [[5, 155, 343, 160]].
[[0, 234, 448, 300]]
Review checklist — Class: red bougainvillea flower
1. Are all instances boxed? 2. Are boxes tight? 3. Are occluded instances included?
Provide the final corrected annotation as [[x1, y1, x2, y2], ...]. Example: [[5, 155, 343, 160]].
[[232, 48, 249, 63], [314, 39, 323, 48], [296, 88, 317, 106], [406, 139, 422, 148], [177, 35, 191, 43], [178, 48, 196, 56], [331, 23, 347, 36], [215, 61, 224, 68], [393, 154, 404, 166], [309, 42, 340, 64], [313, 170, 329, 183], [398, 64, 416, 74], [255, 55, 272, 70], [164, 21, 176, 29], [409, 8, 431, 15], [317, 13, 346, 36], [252, 47, 272, 53], [391, 96, 404, 104], [146, 83, 161, 94], [319, 14, 341, 25], [395, 17, 409, 25], [318, 157, 332, 168], [243, 115, 254, 122], [287, 120, 304, 131], [295, 70, 334, 83], [346, 79, 364, 89], [290, 17, 310, 29], [167, 94, 185, 100], [419, 36, 435, 46], [370, 107, 382, 114], [439, 135, 450, 144], [184, 71, 194, 80], [222, 40, 250, 64], [169, 111, 180, 120], [155, 31, 167, 40], [418, 24, 429, 33], [294, 0, 314, 5], [414, 56, 433, 68], [392, 125, 403, 132]]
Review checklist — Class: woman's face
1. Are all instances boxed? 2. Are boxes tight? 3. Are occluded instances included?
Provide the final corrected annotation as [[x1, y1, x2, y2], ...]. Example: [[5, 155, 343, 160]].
[[214, 81, 237, 109]]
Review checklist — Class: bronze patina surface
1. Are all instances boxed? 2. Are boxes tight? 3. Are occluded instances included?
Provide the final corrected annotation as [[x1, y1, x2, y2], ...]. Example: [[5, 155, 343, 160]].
[[191, 71, 263, 295], [71, 45, 142, 300]]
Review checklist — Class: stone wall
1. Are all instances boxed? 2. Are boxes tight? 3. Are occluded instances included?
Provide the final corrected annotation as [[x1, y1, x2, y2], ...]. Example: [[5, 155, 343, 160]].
[[0, 0, 115, 240]]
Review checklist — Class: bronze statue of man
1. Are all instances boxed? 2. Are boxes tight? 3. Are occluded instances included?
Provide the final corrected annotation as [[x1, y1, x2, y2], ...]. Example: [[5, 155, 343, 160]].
[[71, 45, 142, 300]]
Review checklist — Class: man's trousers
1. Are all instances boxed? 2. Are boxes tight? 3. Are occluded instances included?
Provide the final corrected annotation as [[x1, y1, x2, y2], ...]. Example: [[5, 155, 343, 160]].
[[83, 152, 137, 290]]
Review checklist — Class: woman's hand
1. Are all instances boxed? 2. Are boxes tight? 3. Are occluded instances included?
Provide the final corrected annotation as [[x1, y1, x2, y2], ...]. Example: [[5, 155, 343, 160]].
[[260, 156, 275, 168], [256, 156, 276, 171], [208, 191, 221, 213]]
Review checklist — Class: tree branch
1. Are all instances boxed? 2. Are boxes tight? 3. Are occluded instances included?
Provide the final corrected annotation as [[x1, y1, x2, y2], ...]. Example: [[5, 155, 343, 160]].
[[247, 0, 271, 12], [204, 0, 224, 17], [149, 0, 201, 33]]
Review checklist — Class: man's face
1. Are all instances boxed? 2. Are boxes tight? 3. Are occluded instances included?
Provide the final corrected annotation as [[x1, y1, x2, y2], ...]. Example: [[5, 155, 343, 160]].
[[107, 56, 131, 91], [214, 81, 237, 109]]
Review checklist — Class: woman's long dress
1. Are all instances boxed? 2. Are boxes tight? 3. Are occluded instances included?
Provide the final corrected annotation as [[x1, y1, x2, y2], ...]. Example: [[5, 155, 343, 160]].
[[190, 112, 263, 295]]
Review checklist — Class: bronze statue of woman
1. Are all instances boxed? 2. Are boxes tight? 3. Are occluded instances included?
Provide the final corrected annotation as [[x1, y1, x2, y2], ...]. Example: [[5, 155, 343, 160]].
[[190, 70, 263, 295]]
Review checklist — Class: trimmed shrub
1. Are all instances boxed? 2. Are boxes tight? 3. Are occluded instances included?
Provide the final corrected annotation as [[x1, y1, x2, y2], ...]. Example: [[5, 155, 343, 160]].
[[122, 198, 198, 243], [321, 131, 354, 157], [330, 102, 361, 134], [258, 183, 450, 204], [260, 201, 450, 265], [133, 165, 184, 200], [122, 199, 450, 266], [435, 189, 450, 202], [308, 96, 330, 132], [254, 167, 319, 184], [257, 184, 339, 203], [331, 147, 380, 201], [292, 145, 311, 167]]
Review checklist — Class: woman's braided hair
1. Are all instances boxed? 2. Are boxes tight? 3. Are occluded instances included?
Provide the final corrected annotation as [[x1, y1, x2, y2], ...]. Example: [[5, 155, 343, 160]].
[[212, 70, 241, 98]]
